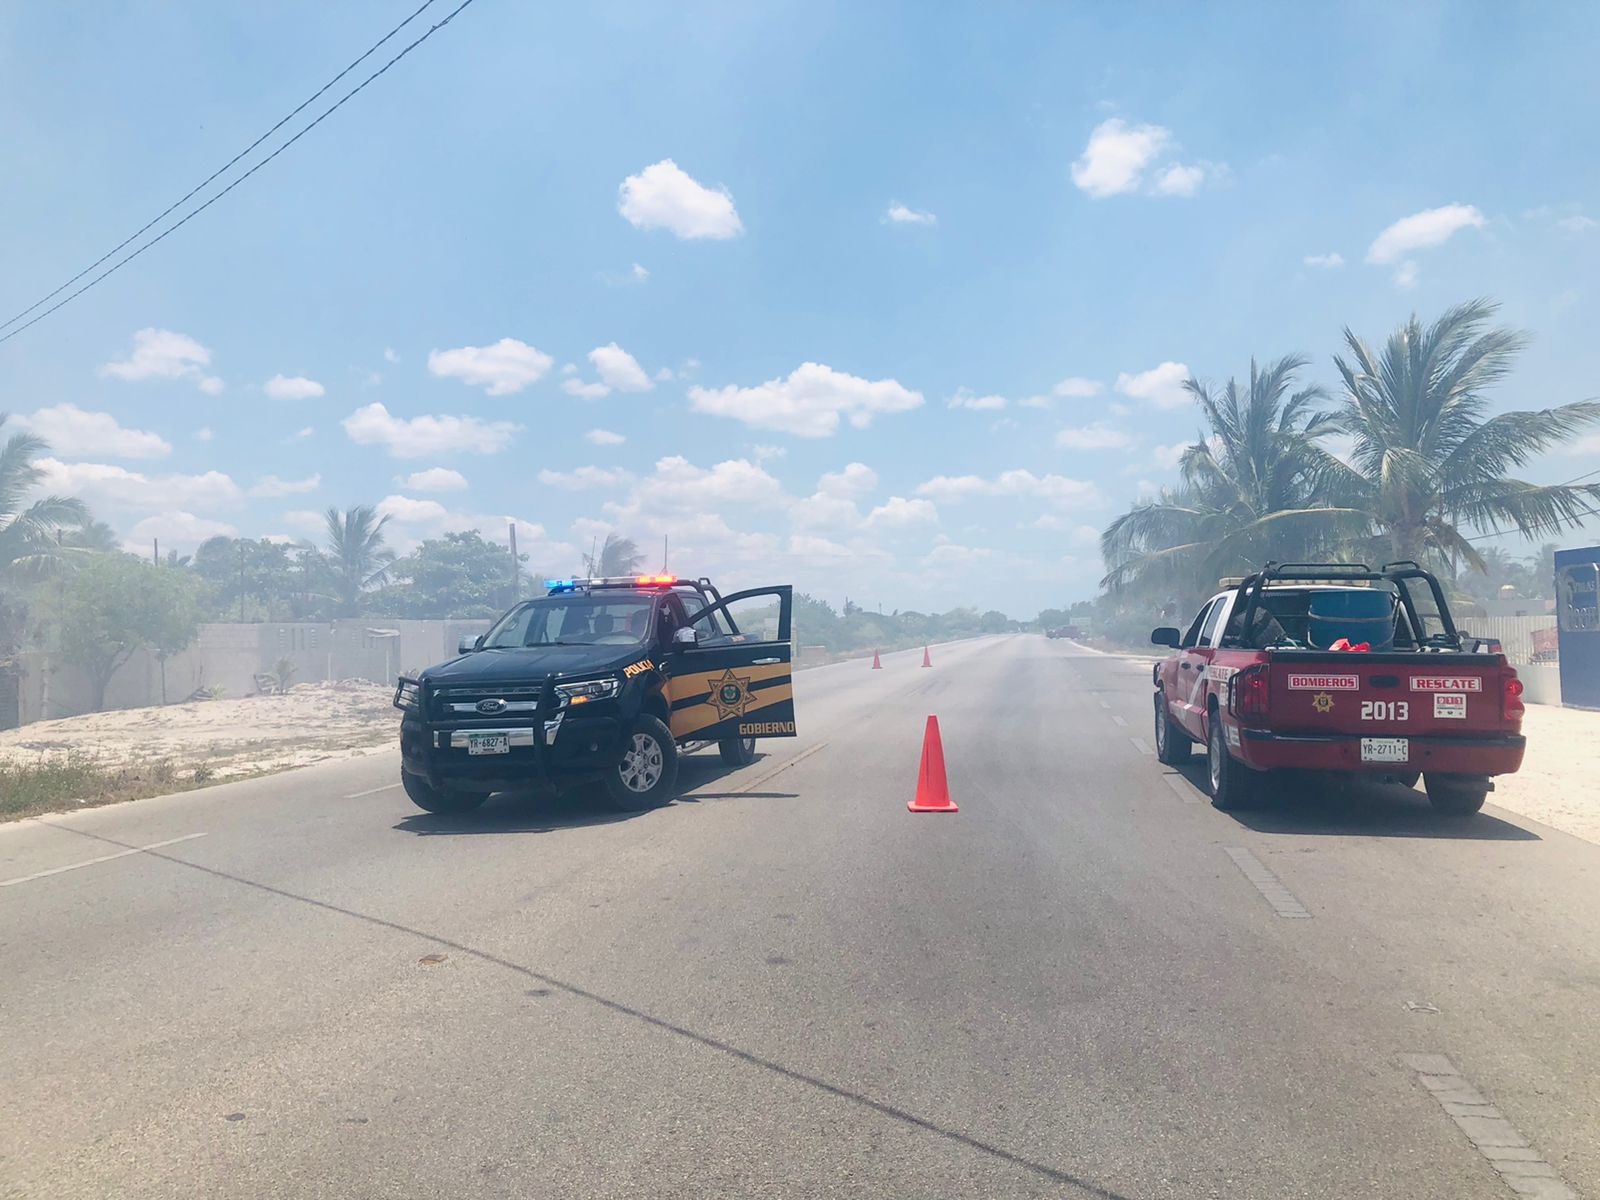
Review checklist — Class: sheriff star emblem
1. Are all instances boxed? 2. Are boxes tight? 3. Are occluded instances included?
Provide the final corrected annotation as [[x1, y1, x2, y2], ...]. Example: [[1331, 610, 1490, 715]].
[[710, 668, 756, 721], [1312, 691, 1335, 714]]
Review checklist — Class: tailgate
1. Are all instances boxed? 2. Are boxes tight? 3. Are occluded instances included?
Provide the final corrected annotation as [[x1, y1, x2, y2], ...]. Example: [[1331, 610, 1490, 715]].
[[1265, 653, 1514, 737]]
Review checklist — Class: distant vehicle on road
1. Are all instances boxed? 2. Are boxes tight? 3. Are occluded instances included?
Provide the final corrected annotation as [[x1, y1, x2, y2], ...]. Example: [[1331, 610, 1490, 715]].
[[1045, 624, 1083, 639], [394, 575, 795, 814], [1151, 561, 1526, 815]]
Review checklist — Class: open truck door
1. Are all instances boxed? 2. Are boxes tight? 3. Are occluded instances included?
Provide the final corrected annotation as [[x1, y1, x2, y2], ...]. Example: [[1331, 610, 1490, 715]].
[[664, 585, 796, 742]]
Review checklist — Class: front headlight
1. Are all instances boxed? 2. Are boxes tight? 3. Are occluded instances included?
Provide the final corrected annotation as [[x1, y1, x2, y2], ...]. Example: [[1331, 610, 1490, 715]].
[[394, 678, 421, 712], [555, 676, 621, 707]]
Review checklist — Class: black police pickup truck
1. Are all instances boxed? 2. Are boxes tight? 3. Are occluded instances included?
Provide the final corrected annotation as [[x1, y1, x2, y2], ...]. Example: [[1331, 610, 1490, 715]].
[[394, 575, 796, 813]]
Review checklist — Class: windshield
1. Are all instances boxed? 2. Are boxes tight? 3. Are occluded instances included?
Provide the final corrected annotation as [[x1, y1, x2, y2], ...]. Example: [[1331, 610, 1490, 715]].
[[481, 594, 654, 648]]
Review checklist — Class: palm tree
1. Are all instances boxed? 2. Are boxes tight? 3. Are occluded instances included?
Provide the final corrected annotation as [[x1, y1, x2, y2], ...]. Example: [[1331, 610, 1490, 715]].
[[0, 415, 89, 581], [1314, 300, 1600, 571], [323, 505, 394, 616], [584, 532, 644, 577], [1100, 355, 1336, 596]]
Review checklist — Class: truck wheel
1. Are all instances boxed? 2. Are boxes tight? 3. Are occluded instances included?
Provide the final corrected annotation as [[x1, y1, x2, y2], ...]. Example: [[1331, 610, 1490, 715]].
[[1424, 774, 1488, 816], [604, 716, 679, 811], [719, 736, 757, 766], [401, 770, 487, 815], [1155, 694, 1192, 764], [1206, 717, 1260, 811]]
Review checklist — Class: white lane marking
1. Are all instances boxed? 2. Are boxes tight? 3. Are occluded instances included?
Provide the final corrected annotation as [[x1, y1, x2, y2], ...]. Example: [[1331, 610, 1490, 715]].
[[1224, 847, 1311, 918], [1111, 714, 1128, 727], [1402, 1055, 1576, 1198], [1098, 700, 1111, 710], [1129, 736, 1153, 756], [0, 833, 208, 888], [1164, 774, 1204, 804], [344, 783, 401, 799]]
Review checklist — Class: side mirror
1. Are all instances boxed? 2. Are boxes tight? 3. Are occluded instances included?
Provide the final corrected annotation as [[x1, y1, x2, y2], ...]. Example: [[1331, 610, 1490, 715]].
[[1150, 626, 1181, 648], [673, 627, 699, 646], [458, 634, 482, 654]]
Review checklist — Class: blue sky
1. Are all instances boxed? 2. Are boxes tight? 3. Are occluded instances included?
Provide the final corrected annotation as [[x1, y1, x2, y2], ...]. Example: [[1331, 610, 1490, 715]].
[[3, 1, 1599, 617]]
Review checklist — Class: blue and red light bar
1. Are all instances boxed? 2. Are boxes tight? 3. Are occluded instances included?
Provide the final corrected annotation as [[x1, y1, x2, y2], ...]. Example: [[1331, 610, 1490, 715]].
[[545, 574, 679, 592]]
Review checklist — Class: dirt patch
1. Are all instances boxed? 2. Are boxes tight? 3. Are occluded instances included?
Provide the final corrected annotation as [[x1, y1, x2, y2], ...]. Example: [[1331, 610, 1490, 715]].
[[1488, 703, 1600, 847], [0, 681, 398, 784]]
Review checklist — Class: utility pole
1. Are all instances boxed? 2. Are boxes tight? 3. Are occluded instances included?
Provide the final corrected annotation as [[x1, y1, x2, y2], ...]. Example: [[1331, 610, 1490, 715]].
[[662, 534, 669, 573], [507, 522, 520, 606], [152, 538, 159, 566]]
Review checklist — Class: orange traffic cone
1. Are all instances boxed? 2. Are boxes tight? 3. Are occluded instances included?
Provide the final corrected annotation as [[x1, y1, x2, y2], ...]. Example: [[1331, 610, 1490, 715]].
[[871, 649, 882, 670], [907, 715, 958, 812], [921, 646, 932, 668]]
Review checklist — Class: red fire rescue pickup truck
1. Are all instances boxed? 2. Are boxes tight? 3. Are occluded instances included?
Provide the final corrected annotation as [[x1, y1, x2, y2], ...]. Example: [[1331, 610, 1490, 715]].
[[1152, 561, 1526, 816]]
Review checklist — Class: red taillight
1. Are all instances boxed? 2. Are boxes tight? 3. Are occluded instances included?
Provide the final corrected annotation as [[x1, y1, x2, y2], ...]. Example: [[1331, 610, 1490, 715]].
[[1230, 665, 1271, 724], [1501, 674, 1525, 721]]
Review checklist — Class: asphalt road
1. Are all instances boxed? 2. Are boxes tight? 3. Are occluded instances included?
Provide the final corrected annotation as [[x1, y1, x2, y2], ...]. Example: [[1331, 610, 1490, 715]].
[[2, 635, 1596, 1199]]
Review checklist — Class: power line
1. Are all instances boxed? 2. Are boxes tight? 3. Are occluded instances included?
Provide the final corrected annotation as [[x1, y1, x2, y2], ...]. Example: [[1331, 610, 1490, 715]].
[[0, 0, 474, 347]]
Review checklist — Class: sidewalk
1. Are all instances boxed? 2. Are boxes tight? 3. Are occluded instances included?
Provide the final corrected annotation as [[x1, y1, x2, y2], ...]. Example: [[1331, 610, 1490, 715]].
[[1490, 703, 1600, 846]]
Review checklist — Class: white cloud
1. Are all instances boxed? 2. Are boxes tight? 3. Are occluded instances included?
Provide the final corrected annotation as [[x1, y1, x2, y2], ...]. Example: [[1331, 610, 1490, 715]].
[[1054, 376, 1103, 398], [653, 366, 674, 382], [1153, 163, 1206, 196], [1557, 215, 1597, 233], [99, 328, 222, 393], [865, 496, 938, 529], [1071, 118, 1171, 198], [125, 511, 237, 554], [293, 426, 314, 440], [195, 427, 213, 442], [561, 362, 578, 375], [585, 429, 626, 446], [562, 379, 611, 399], [947, 390, 1007, 411], [618, 159, 744, 240], [400, 467, 469, 492], [1366, 203, 1486, 264], [34, 458, 243, 511], [688, 362, 923, 437], [817, 463, 879, 498], [372, 495, 576, 565], [1564, 434, 1600, 457], [1151, 443, 1189, 468], [14, 404, 171, 459], [751, 444, 786, 462], [1056, 423, 1135, 450], [1115, 361, 1191, 409], [1303, 252, 1345, 269], [383, 347, 400, 364], [885, 201, 937, 226], [1394, 260, 1420, 289], [625, 456, 786, 513], [916, 469, 1100, 508], [341, 402, 520, 458], [589, 343, 653, 393], [249, 473, 321, 498], [632, 262, 650, 281], [537, 466, 635, 490], [264, 374, 325, 400], [923, 542, 993, 569], [427, 338, 553, 395]]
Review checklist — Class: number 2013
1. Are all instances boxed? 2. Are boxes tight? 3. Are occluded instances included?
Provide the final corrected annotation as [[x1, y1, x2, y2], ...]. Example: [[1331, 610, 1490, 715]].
[[1361, 700, 1409, 721]]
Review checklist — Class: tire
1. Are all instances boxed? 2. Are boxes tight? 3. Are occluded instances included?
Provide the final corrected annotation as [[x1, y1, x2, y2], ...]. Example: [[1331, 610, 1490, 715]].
[[1154, 694, 1192, 765], [401, 770, 488, 815], [719, 735, 757, 766], [1424, 773, 1488, 816], [603, 716, 679, 812], [1206, 714, 1261, 811]]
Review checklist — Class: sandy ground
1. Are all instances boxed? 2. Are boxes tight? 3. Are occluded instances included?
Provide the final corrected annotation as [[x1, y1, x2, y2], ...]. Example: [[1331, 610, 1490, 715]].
[[0, 681, 397, 780], [1487, 702, 1600, 846]]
